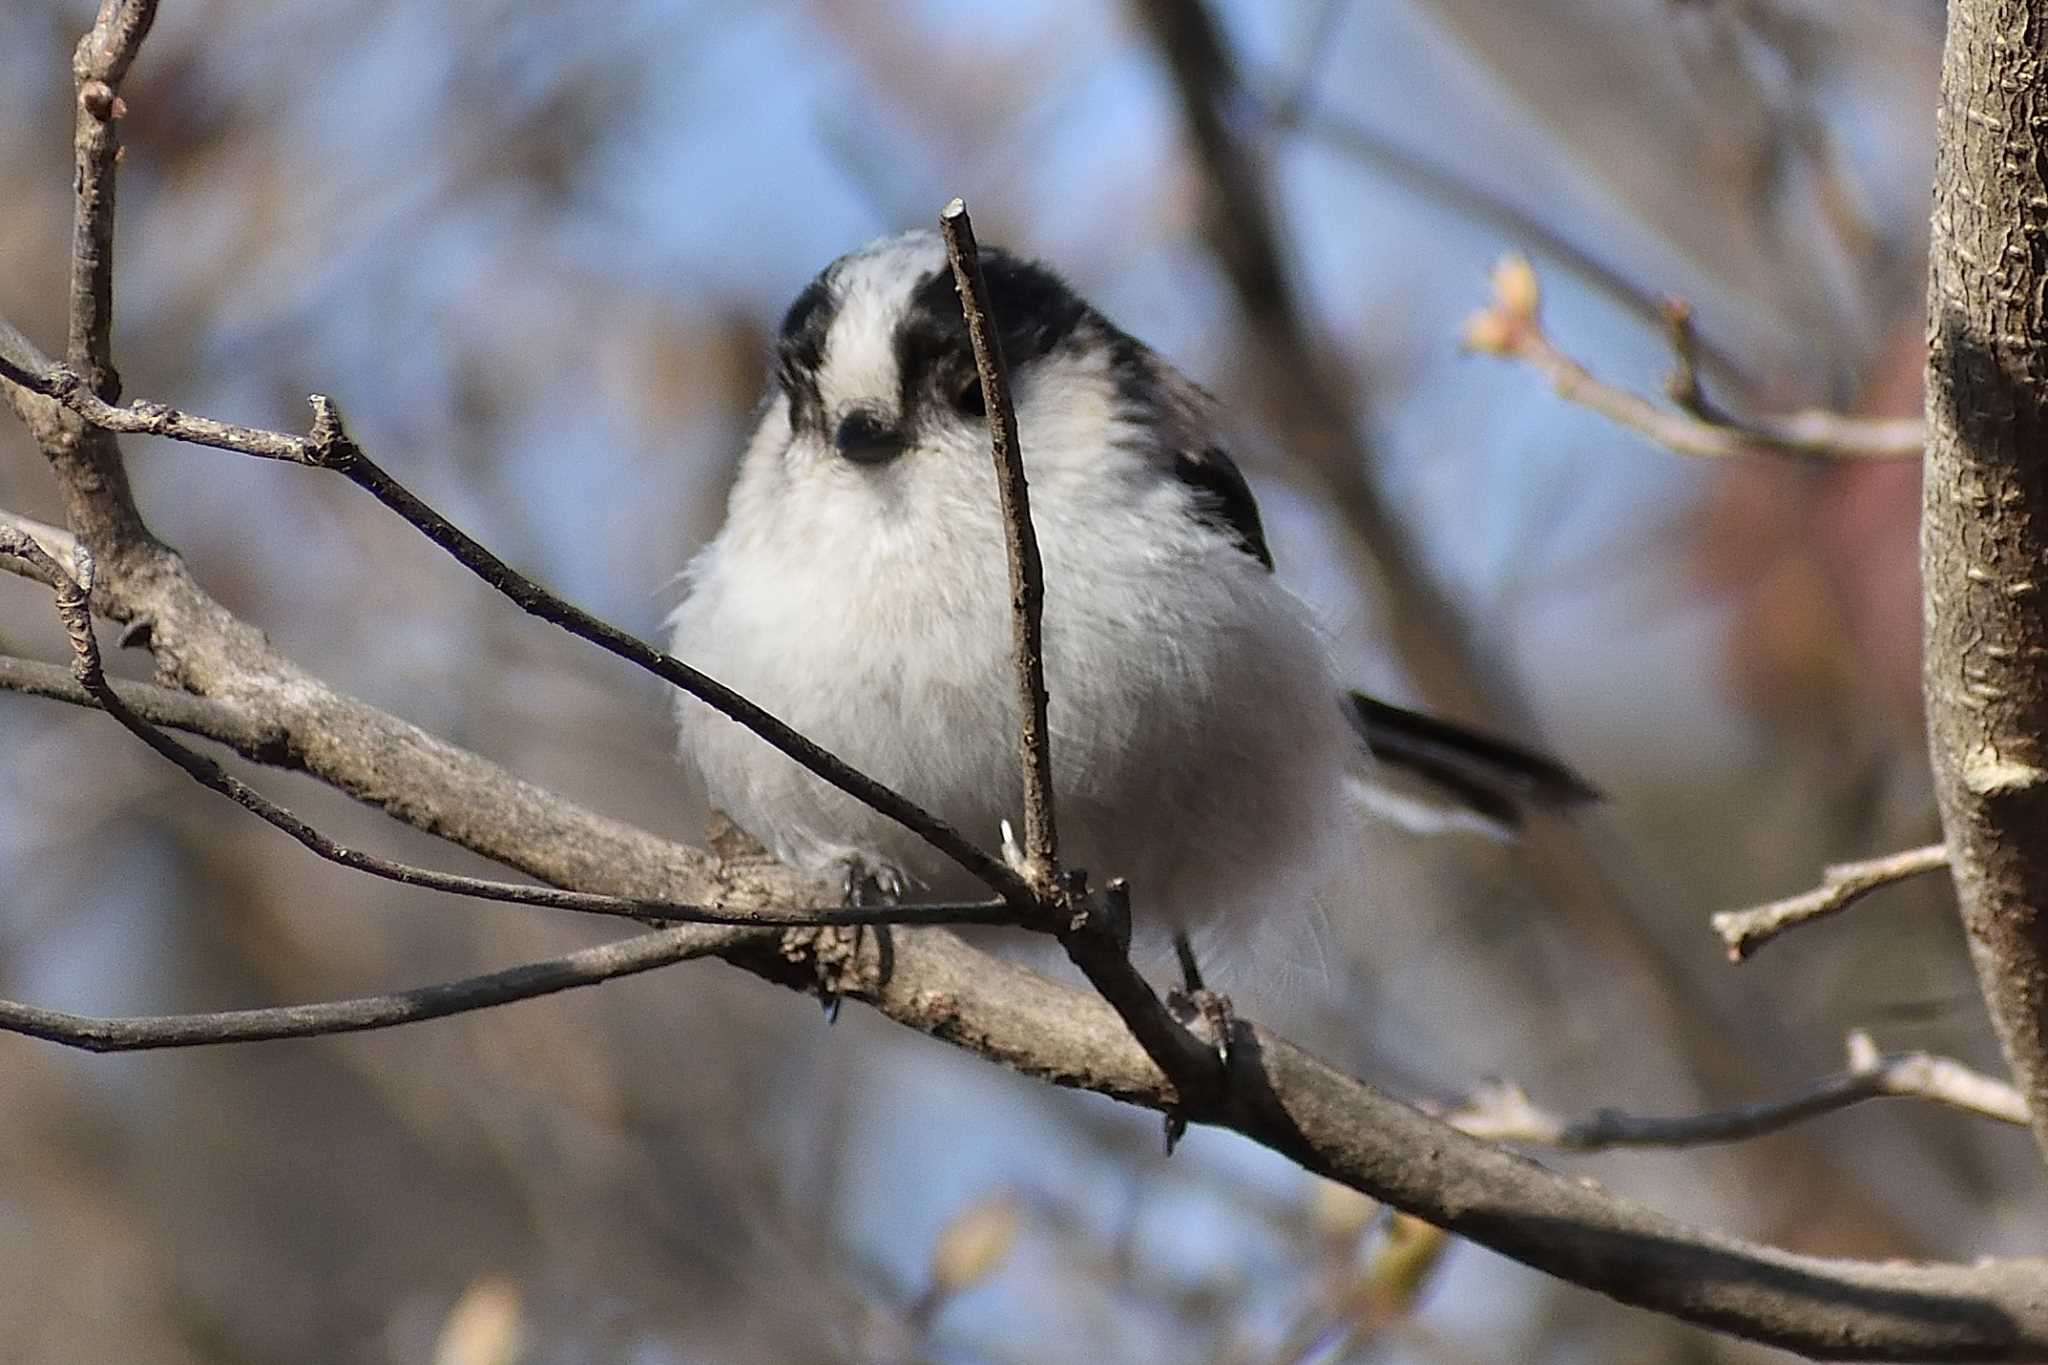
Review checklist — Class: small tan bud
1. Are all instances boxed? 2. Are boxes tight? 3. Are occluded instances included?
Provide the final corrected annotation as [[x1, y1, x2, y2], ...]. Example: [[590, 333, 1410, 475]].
[[927, 1193, 1021, 1299], [80, 81, 118, 120], [1491, 253, 1540, 320], [1461, 309, 1515, 355]]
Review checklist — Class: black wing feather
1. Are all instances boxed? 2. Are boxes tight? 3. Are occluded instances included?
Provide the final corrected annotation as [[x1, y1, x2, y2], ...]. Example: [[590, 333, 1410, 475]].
[[1346, 692, 1601, 825], [1173, 444, 1273, 570]]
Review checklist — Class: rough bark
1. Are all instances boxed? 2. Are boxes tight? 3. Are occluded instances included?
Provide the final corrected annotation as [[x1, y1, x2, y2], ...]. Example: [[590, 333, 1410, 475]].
[[1924, 0, 2048, 1166]]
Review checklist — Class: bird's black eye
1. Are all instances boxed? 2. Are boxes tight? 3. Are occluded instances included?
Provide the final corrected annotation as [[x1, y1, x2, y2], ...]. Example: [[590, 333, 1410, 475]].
[[951, 373, 986, 418]]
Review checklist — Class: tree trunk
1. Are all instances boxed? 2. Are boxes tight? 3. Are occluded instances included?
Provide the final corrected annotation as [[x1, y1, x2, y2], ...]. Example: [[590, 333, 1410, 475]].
[[1924, 0, 2048, 1166]]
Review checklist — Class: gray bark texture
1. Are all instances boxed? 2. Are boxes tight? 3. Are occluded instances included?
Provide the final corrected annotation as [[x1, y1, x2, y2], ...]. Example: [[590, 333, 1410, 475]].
[[1925, 0, 2048, 1166]]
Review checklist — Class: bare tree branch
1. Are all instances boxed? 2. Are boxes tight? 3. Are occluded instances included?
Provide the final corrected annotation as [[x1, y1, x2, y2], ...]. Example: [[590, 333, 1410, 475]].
[[6, 391, 816, 993], [1712, 844, 1951, 962], [49, 0, 154, 555], [0, 922, 729, 1053], [1465, 255, 1924, 461], [0, 653, 297, 758], [940, 199, 1061, 891], [1448, 1031, 2026, 1150], [11, 829, 2048, 1357], [0, 509, 76, 590], [1922, 0, 2048, 1168], [851, 930, 2048, 1360], [67, 0, 156, 397]]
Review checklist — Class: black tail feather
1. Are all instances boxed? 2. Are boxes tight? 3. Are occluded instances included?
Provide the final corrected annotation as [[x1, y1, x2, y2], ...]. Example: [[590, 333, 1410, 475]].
[[1345, 692, 1601, 828]]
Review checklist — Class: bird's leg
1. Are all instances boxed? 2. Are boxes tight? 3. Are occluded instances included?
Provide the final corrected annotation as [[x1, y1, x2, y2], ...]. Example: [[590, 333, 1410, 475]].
[[711, 817, 870, 1022], [1162, 929, 1235, 1154], [1169, 932, 1233, 1065], [1171, 930, 1208, 996], [799, 857, 900, 1023]]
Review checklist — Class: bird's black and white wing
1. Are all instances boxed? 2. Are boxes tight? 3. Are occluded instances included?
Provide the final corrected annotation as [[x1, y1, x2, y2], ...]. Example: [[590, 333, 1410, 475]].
[[1121, 348, 1275, 571], [1126, 347, 1598, 828]]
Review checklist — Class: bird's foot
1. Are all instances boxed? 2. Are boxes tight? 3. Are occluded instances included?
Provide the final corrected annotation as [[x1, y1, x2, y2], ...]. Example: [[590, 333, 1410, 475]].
[[790, 857, 902, 1023], [1162, 930, 1235, 1154]]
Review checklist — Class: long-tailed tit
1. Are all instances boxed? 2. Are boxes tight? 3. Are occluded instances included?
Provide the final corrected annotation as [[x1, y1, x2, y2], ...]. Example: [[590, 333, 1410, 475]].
[[670, 230, 1593, 971]]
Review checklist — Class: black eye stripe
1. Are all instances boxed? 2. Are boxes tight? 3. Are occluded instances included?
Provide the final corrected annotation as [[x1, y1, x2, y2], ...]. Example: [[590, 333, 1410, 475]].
[[775, 276, 838, 433], [771, 242, 1094, 439], [779, 278, 832, 343], [893, 252, 1092, 419]]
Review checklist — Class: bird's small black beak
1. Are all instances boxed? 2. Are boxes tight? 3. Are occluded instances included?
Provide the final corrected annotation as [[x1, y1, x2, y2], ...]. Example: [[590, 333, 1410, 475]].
[[834, 409, 905, 466]]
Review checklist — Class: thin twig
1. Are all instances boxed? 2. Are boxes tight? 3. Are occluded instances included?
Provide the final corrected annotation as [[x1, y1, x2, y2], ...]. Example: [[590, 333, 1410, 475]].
[[1711, 844, 1950, 963], [1465, 254, 1923, 461], [938, 198, 1060, 892], [936, 199, 1226, 1110], [1, 529, 1015, 936], [1447, 1030, 2025, 1150], [0, 653, 296, 757], [1279, 107, 1751, 382], [1660, 297, 1720, 418], [0, 337, 1032, 906], [41, 1, 157, 558], [0, 922, 727, 1053], [67, 0, 157, 399], [0, 510, 77, 590]]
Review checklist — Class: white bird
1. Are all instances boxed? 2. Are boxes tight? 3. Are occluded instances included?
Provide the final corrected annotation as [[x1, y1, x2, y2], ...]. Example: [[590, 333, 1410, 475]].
[[669, 230, 1593, 980]]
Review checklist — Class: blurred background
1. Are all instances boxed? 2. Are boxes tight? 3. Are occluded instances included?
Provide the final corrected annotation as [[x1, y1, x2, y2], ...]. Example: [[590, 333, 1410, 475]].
[[0, 0, 2028, 1360]]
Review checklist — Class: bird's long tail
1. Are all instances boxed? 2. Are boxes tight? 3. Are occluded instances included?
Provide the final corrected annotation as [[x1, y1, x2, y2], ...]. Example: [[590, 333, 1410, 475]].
[[1344, 691, 1600, 831]]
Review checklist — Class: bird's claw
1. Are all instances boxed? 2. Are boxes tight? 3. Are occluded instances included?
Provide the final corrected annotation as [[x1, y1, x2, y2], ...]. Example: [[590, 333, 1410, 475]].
[[1160, 930, 1235, 1153], [799, 856, 902, 1022]]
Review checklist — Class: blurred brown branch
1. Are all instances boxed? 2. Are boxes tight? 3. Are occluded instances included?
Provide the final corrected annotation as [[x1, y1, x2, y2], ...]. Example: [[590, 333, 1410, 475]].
[[1466, 254, 1925, 461], [1127, 0, 1507, 718], [1125, 0, 1925, 1262]]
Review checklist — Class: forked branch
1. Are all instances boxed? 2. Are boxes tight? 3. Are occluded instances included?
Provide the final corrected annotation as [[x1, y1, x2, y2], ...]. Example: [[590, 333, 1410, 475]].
[[1465, 255, 1923, 462]]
